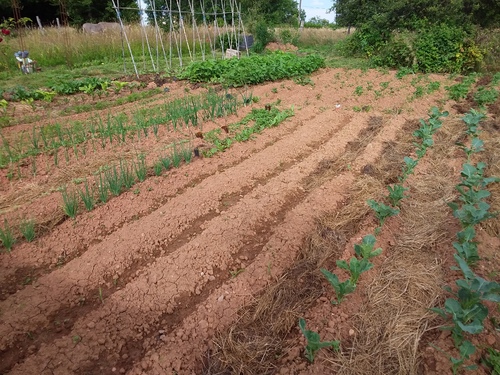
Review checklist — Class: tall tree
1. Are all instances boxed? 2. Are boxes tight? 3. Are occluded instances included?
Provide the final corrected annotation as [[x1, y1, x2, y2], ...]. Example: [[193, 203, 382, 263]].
[[0, 0, 139, 27], [331, 0, 500, 29]]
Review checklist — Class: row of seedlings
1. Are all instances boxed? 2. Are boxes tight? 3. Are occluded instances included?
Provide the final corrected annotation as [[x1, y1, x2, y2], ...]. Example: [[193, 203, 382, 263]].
[[0, 89, 241, 173], [432, 109, 500, 374], [299, 107, 450, 361], [60, 143, 192, 220]]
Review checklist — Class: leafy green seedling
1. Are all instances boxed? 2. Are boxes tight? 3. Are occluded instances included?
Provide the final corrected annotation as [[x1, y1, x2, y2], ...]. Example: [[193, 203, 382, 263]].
[[61, 187, 78, 219], [401, 156, 418, 180], [367, 199, 400, 226], [0, 219, 15, 252], [433, 255, 500, 345], [354, 234, 383, 259], [462, 109, 485, 136], [19, 218, 36, 242], [387, 184, 408, 207], [459, 163, 500, 190], [483, 347, 500, 375], [298, 318, 340, 362], [336, 257, 373, 285], [450, 340, 478, 375], [449, 201, 496, 228], [321, 268, 356, 304]]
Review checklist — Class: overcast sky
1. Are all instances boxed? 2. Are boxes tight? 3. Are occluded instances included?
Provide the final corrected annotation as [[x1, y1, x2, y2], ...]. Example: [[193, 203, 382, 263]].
[[301, 0, 335, 22]]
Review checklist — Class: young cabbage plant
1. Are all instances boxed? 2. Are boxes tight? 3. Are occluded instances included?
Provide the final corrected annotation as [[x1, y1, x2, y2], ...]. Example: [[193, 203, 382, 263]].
[[462, 109, 485, 136], [367, 199, 400, 227], [449, 201, 496, 227], [298, 318, 340, 362], [354, 234, 382, 259], [336, 257, 373, 285], [401, 156, 418, 181], [387, 184, 408, 207], [321, 268, 356, 304]]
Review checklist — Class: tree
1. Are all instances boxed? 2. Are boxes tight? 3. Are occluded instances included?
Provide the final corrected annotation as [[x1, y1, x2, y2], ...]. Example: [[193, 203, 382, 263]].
[[0, 0, 139, 27], [240, 0, 299, 26], [331, 0, 500, 30]]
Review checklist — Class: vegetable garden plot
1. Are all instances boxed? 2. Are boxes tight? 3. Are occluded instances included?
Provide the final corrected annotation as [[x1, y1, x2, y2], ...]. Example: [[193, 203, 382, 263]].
[[2, 66, 487, 375]]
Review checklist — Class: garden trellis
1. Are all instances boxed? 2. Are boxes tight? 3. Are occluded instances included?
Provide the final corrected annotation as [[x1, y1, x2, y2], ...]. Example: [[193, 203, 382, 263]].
[[111, 0, 249, 77]]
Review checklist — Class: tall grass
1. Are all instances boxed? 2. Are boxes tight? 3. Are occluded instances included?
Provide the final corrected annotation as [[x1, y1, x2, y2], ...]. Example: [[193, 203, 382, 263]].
[[0, 24, 224, 71]]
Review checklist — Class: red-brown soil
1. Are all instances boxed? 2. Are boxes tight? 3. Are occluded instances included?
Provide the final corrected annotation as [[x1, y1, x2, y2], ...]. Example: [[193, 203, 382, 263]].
[[1, 67, 499, 375]]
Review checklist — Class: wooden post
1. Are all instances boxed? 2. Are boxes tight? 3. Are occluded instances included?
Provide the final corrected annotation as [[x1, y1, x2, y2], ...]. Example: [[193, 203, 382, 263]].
[[56, 17, 60, 28], [36, 16, 44, 31]]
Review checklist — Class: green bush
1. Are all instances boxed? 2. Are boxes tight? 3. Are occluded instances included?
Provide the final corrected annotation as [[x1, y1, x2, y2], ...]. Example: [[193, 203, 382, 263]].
[[252, 21, 274, 53], [372, 33, 415, 68], [278, 28, 300, 46], [179, 52, 325, 87], [413, 24, 482, 73]]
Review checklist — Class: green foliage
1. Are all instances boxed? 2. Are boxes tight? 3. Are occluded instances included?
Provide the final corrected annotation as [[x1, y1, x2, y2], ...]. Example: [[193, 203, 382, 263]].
[[483, 347, 500, 375], [432, 255, 500, 346], [97, 172, 109, 204], [367, 199, 399, 226], [78, 180, 95, 211], [298, 318, 340, 362], [160, 155, 172, 171], [474, 87, 499, 107], [171, 144, 182, 168], [19, 218, 36, 242], [446, 75, 477, 101], [203, 107, 294, 157], [134, 155, 147, 182], [179, 52, 325, 87], [321, 268, 356, 304], [354, 234, 383, 259], [61, 187, 78, 219], [105, 166, 122, 196], [337, 257, 374, 285], [120, 160, 135, 190], [449, 340, 478, 375], [414, 25, 481, 73], [304, 17, 337, 29], [277, 28, 300, 46], [153, 162, 163, 176], [181, 146, 193, 164], [387, 184, 408, 207], [252, 21, 274, 53], [0, 219, 15, 252], [462, 109, 485, 136]]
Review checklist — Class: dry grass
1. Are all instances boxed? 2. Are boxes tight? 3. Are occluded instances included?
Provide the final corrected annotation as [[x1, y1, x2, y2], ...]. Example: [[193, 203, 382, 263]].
[[3, 24, 220, 69], [298, 27, 353, 46], [480, 130, 500, 236]]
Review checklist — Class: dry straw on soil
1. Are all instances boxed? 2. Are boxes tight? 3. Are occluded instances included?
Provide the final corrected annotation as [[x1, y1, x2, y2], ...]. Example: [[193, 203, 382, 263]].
[[305, 116, 387, 190], [481, 130, 500, 237]]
